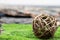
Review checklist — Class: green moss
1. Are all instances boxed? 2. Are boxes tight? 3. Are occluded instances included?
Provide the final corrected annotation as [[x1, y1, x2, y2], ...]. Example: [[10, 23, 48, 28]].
[[0, 24, 60, 40]]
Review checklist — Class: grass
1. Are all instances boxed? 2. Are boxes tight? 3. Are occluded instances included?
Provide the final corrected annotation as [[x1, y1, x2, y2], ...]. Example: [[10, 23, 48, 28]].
[[0, 24, 60, 40]]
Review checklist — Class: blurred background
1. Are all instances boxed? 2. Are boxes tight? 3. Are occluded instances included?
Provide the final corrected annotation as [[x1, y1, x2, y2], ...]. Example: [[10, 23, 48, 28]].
[[0, 0, 60, 24], [0, 5, 60, 24]]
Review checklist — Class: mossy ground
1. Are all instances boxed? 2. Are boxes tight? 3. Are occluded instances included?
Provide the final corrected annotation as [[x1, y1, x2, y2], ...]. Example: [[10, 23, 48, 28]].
[[0, 24, 60, 40]]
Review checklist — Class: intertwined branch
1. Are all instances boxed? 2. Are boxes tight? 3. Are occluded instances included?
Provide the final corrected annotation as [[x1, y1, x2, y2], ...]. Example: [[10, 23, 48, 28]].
[[33, 14, 57, 39]]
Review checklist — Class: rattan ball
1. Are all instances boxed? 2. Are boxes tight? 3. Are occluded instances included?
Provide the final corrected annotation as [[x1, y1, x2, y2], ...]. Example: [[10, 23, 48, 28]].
[[33, 14, 57, 39]]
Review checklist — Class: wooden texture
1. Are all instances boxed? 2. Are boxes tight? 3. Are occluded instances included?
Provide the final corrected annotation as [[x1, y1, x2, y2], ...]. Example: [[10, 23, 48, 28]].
[[33, 14, 57, 39]]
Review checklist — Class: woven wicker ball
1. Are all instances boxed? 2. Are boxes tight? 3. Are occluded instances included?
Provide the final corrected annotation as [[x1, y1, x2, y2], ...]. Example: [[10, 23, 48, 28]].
[[33, 14, 57, 39]]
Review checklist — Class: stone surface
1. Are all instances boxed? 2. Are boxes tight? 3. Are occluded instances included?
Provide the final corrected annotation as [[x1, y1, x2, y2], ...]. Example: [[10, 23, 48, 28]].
[[1, 17, 33, 24]]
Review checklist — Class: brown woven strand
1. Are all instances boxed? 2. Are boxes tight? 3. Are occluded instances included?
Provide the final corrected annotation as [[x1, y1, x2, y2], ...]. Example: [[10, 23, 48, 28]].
[[33, 14, 57, 39]]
